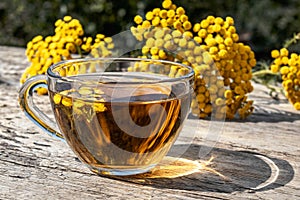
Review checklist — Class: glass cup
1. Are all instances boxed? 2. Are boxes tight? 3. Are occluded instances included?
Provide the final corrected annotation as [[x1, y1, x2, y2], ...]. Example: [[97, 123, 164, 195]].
[[19, 57, 194, 176]]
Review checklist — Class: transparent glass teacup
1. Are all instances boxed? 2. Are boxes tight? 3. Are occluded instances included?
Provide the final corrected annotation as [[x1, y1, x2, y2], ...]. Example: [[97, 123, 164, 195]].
[[19, 57, 194, 176]]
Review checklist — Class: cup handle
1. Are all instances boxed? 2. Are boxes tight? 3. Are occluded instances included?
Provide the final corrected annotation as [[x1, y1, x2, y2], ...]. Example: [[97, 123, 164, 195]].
[[18, 75, 64, 141]]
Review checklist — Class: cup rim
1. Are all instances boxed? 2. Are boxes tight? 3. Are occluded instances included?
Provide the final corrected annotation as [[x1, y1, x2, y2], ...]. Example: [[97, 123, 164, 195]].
[[47, 57, 194, 84]]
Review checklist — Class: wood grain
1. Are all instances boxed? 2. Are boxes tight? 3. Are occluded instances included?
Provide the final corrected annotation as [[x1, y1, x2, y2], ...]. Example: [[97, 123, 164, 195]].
[[0, 46, 299, 199]]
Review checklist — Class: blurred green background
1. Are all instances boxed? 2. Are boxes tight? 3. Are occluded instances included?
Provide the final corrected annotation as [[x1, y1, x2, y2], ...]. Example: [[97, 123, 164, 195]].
[[1, 0, 300, 61]]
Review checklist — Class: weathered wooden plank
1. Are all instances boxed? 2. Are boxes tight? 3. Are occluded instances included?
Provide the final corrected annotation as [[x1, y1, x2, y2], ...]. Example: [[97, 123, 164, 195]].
[[0, 46, 299, 199]]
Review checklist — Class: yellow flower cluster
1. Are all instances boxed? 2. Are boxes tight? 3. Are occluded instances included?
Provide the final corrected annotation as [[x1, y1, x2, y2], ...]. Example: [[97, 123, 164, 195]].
[[131, 0, 256, 119], [53, 87, 107, 113], [81, 34, 114, 58], [270, 48, 300, 110], [193, 15, 256, 119], [21, 16, 113, 94]]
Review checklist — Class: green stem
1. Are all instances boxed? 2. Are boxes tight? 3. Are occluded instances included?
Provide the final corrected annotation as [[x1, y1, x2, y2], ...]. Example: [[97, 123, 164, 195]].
[[284, 32, 300, 48], [252, 69, 277, 77], [76, 44, 83, 58]]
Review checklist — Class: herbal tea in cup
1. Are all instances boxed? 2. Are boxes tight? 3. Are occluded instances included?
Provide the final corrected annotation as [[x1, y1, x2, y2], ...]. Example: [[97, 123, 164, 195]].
[[19, 58, 194, 176]]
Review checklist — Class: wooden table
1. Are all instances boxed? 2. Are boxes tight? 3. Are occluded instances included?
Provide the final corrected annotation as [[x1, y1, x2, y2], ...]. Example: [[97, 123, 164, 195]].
[[0, 46, 299, 199]]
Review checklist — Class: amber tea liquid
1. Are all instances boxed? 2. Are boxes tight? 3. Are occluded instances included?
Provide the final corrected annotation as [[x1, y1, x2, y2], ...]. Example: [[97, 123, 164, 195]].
[[49, 73, 191, 174]]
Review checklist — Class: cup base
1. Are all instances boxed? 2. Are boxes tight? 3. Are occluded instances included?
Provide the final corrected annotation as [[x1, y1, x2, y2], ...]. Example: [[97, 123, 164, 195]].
[[89, 164, 156, 176]]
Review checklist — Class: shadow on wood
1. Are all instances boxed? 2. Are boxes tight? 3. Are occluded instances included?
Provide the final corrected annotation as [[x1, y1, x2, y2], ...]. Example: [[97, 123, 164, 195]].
[[188, 105, 300, 123], [246, 104, 300, 123], [112, 144, 295, 193]]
